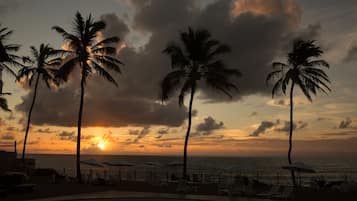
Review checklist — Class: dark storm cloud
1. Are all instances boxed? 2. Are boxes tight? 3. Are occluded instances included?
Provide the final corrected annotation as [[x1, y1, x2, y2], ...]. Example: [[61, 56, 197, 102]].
[[16, 0, 307, 127], [16, 13, 189, 128], [195, 116, 224, 135], [100, 13, 130, 41]]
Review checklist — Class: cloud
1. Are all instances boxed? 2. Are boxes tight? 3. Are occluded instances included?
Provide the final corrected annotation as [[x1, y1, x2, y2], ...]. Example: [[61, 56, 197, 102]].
[[317, 117, 331, 121], [323, 130, 357, 137], [249, 112, 257, 116], [126, 126, 150, 144], [57, 131, 94, 142], [57, 131, 76, 141], [275, 120, 308, 133], [250, 119, 308, 136], [250, 121, 276, 137], [0, 0, 18, 16], [15, 13, 189, 128], [0, 134, 14, 140], [338, 117, 353, 129], [153, 143, 172, 148], [36, 128, 57, 134], [15, 0, 307, 127], [343, 45, 357, 63], [6, 127, 16, 131], [195, 116, 224, 135], [232, 0, 301, 28]]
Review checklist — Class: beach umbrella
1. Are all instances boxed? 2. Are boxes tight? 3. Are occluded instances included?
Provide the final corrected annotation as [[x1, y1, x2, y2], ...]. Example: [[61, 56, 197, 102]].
[[103, 161, 134, 167], [143, 162, 161, 167], [282, 162, 316, 173], [80, 158, 104, 167]]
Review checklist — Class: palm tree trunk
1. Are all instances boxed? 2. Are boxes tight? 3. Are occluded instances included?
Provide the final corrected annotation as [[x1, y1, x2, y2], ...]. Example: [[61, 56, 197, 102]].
[[183, 84, 195, 180], [76, 73, 85, 183], [22, 74, 40, 163], [289, 82, 297, 187], [0, 68, 3, 94]]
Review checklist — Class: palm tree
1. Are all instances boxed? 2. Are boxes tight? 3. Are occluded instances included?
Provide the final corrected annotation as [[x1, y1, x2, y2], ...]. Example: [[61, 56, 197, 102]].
[[53, 12, 123, 183], [0, 24, 24, 95], [266, 39, 331, 187], [161, 27, 241, 180], [18, 44, 67, 162]]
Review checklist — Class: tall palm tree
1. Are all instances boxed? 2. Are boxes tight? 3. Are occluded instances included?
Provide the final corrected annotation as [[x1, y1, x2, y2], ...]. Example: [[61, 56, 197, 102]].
[[266, 39, 331, 187], [0, 24, 24, 95], [53, 12, 123, 183], [18, 44, 67, 162], [161, 27, 241, 180]]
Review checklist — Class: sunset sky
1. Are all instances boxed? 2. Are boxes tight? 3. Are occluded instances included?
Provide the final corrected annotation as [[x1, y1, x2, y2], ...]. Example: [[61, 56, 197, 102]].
[[0, 0, 356, 156]]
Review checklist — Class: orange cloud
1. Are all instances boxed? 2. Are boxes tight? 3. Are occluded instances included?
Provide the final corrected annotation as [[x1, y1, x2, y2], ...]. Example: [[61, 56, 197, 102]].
[[232, 0, 301, 28]]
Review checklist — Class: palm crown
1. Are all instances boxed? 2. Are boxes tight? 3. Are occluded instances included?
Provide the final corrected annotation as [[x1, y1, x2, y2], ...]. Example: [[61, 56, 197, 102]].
[[0, 24, 25, 76], [266, 39, 331, 101], [17, 44, 68, 87], [52, 12, 123, 84], [161, 27, 241, 105]]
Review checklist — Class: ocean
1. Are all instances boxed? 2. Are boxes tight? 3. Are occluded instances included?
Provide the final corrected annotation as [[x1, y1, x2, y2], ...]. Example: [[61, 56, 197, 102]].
[[27, 154, 357, 185]]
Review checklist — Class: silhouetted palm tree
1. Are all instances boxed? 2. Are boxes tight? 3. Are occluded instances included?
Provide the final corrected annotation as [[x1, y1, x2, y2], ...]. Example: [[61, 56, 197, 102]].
[[0, 24, 24, 95], [18, 44, 68, 162], [161, 27, 241, 180], [53, 12, 123, 183], [266, 39, 331, 187]]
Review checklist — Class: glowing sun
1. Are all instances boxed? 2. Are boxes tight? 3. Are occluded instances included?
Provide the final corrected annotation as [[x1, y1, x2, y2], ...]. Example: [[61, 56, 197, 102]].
[[97, 142, 106, 150]]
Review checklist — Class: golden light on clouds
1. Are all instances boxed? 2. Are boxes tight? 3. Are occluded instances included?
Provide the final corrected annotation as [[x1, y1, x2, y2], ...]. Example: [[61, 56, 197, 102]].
[[231, 0, 301, 27]]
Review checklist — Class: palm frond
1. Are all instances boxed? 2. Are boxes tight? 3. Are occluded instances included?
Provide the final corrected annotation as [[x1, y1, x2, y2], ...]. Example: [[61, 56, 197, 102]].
[[91, 46, 116, 55], [0, 97, 11, 112], [271, 78, 283, 98], [163, 42, 189, 69], [266, 70, 282, 85], [160, 69, 186, 102], [92, 56, 122, 73], [91, 61, 118, 86], [92, 36, 120, 49], [56, 57, 78, 81], [306, 59, 329, 68]]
